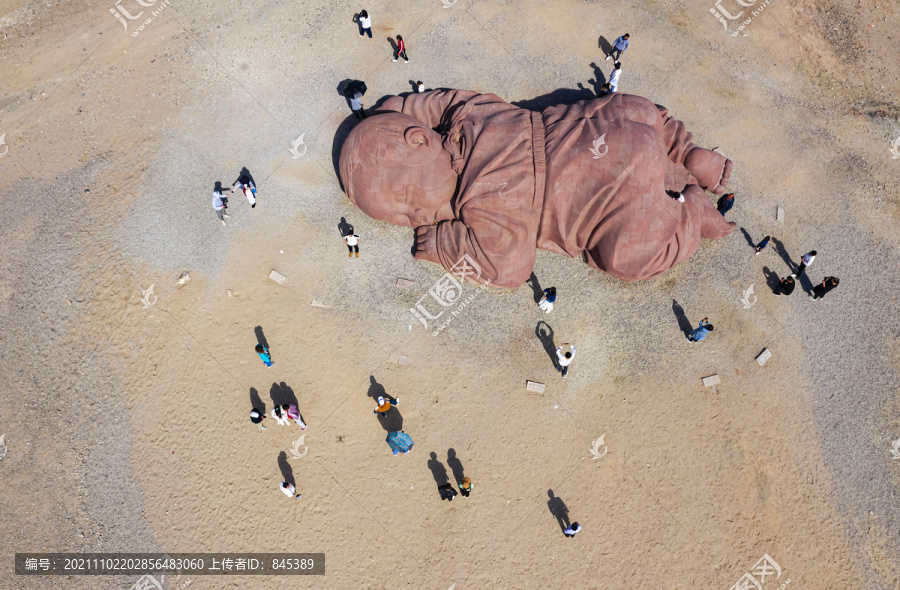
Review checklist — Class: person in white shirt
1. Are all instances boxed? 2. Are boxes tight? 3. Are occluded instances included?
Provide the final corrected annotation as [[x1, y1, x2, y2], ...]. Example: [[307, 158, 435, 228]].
[[556, 343, 576, 378], [344, 232, 360, 258], [538, 287, 556, 313], [280, 481, 300, 499], [564, 522, 582, 537], [211, 185, 229, 226], [416, 81, 425, 93], [271, 406, 289, 426], [608, 62, 622, 93], [357, 10, 372, 38], [796, 250, 816, 276]]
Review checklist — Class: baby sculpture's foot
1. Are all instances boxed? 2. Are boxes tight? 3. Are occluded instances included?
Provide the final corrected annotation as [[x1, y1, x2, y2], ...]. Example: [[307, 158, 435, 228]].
[[683, 147, 732, 194], [413, 225, 439, 263]]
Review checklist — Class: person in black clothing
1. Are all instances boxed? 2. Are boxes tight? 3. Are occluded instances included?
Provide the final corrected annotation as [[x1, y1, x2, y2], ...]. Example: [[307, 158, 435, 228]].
[[438, 483, 457, 501], [717, 192, 735, 216], [810, 276, 839, 300], [250, 408, 266, 430], [775, 274, 796, 296]]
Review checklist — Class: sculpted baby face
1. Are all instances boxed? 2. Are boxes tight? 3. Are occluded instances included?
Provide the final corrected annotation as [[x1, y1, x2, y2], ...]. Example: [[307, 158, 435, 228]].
[[339, 112, 457, 227]]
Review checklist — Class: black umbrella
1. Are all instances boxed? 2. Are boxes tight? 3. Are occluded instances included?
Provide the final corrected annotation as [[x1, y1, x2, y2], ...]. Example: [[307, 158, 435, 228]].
[[345, 80, 367, 99]]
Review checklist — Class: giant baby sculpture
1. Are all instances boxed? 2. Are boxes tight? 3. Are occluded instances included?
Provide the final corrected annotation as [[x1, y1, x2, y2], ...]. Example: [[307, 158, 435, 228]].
[[338, 89, 735, 288]]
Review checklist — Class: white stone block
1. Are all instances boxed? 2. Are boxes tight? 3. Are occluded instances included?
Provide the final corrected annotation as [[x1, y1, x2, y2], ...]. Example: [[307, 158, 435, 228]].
[[702, 374, 721, 387]]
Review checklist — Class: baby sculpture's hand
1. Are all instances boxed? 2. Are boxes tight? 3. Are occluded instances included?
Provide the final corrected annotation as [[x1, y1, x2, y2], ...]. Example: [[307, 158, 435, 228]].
[[413, 225, 439, 263]]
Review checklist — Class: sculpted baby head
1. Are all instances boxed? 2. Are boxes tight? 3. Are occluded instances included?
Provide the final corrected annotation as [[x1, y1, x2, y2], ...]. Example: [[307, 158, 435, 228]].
[[339, 112, 457, 227]]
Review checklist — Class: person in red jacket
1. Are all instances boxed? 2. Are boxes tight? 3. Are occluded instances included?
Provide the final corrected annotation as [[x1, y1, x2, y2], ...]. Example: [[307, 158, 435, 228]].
[[393, 35, 409, 63]]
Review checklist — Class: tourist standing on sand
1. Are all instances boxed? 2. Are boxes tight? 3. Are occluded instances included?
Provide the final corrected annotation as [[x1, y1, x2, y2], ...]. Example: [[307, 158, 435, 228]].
[[606, 33, 629, 61], [350, 93, 366, 120], [811, 276, 839, 300], [564, 522, 582, 537], [287, 404, 307, 429], [393, 35, 409, 62], [386, 431, 414, 455], [357, 10, 372, 38], [608, 62, 622, 93], [796, 250, 816, 276], [231, 173, 257, 208], [754, 235, 771, 255], [717, 193, 735, 216], [539, 287, 557, 313], [344, 232, 360, 257], [416, 81, 425, 93], [212, 185, 229, 226], [250, 408, 267, 430], [439, 483, 457, 501], [280, 481, 301, 499], [271, 405, 290, 426], [374, 395, 398, 415], [556, 343, 576, 378], [688, 318, 713, 343], [776, 274, 796, 296], [256, 344, 273, 367], [459, 477, 473, 497]]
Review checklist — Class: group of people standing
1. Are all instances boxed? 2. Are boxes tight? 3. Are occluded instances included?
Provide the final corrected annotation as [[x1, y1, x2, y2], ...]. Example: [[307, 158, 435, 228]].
[[716, 193, 840, 306], [602, 34, 629, 93]]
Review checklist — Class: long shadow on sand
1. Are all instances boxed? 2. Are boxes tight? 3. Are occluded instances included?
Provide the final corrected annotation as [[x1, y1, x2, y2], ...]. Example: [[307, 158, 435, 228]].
[[278, 451, 295, 487], [526, 272, 544, 304], [428, 452, 449, 486], [547, 489, 570, 532], [535, 321, 557, 368], [672, 299, 692, 338]]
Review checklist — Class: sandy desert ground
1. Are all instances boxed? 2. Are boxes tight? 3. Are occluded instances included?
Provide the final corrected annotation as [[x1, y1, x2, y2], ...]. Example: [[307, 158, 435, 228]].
[[1, 0, 899, 588]]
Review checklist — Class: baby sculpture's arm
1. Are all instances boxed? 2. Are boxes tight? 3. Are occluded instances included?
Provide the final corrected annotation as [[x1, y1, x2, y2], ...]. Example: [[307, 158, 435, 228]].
[[413, 210, 538, 289]]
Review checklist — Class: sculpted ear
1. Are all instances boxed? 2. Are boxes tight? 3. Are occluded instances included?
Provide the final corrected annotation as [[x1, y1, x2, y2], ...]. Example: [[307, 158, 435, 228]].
[[404, 127, 431, 148]]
